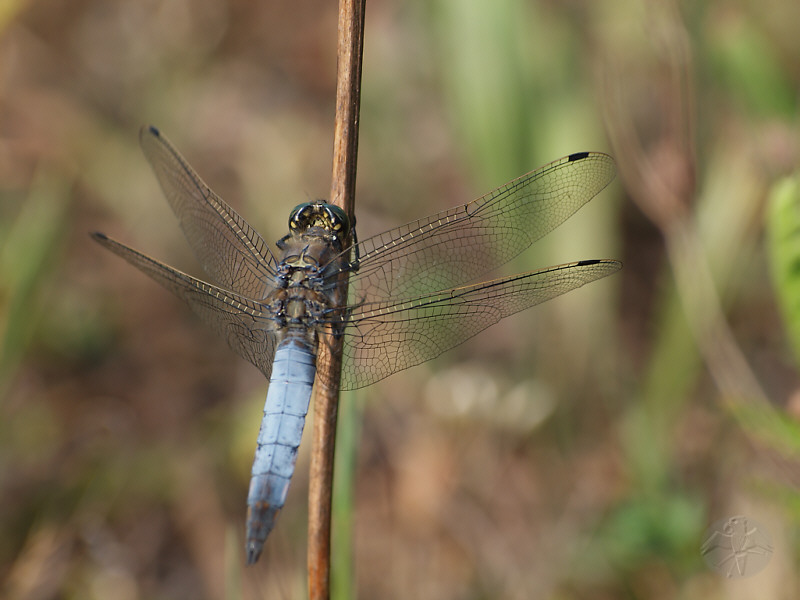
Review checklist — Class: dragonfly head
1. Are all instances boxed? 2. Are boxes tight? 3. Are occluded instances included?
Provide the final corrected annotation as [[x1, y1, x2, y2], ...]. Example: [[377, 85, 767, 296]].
[[288, 202, 351, 241]]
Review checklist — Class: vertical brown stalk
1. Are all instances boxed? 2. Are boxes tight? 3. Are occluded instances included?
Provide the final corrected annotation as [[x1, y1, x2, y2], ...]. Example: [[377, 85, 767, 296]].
[[602, 0, 768, 406], [308, 1, 365, 599]]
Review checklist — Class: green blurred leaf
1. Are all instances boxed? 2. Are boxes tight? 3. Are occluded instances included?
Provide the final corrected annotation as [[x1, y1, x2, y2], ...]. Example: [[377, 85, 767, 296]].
[[730, 401, 800, 457], [0, 168, 72, 388], [427, 0, 534, 183], [332, 390, 363, 600], [712, 19, 797, 117], [767, 174, 800, 367], [0, 0, 29, 33], [576, 492, 706, 581]]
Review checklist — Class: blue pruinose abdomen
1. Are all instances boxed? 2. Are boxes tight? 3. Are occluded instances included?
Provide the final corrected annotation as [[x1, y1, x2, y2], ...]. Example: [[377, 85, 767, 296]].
[[245, 341, 316, 564]]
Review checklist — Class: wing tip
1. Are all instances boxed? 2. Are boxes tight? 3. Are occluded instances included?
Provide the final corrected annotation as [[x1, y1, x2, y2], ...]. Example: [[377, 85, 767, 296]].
[[574, 259, 623, 274], [139, 124, 161, 143]]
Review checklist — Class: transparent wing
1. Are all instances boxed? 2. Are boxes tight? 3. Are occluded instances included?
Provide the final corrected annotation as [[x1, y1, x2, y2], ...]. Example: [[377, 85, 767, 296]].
[[92, 232, 278, 379], [139, 126, 278, 299], [331, 258, 621, 390], [346, 152, 615, 303]]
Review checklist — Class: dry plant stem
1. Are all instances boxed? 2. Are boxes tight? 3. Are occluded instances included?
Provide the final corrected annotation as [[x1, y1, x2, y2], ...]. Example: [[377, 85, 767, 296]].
[[329, 0, 365, 216], [664, 219, 768, 406], [606, 89, 771, 409], [662, 209, 800, 485], [308, 1, 365, 599], [602, 1, 782, 462], [601, 6, 769, 411]]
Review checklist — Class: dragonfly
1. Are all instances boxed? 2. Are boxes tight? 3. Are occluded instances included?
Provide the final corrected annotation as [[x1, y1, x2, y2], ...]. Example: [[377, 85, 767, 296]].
[[92, 125, 621, 564]]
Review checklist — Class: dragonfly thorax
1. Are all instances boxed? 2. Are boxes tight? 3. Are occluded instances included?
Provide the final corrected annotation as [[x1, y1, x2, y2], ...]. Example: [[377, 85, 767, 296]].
[[271, 225, 352, 339]]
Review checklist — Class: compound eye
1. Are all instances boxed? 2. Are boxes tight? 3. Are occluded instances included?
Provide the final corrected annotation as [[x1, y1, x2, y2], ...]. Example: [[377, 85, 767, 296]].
[[288, 203, 314, 231], [324, 205, 350, 235]]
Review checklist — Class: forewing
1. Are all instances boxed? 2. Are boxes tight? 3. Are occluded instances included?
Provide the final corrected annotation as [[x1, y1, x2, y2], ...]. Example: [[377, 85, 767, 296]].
[[139, 126, 278, 299], [92, 232, 277, 379], [347, 152, 615, 303], [334, 259, 621, 390]]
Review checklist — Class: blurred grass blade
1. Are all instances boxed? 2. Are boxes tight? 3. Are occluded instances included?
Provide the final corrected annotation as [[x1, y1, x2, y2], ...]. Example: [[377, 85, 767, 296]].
[[0, 167, 71, 390], [224, 526, 243, 600], [730, 402, 800, 457], [0, 0, 28, 33], [331, 389, 362, 600], [767, 174, 800, 367], [427, 0, 533, 183]]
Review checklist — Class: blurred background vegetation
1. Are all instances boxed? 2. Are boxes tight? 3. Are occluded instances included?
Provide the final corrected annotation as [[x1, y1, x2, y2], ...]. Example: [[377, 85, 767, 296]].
[[1, 0, 799, 598]]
